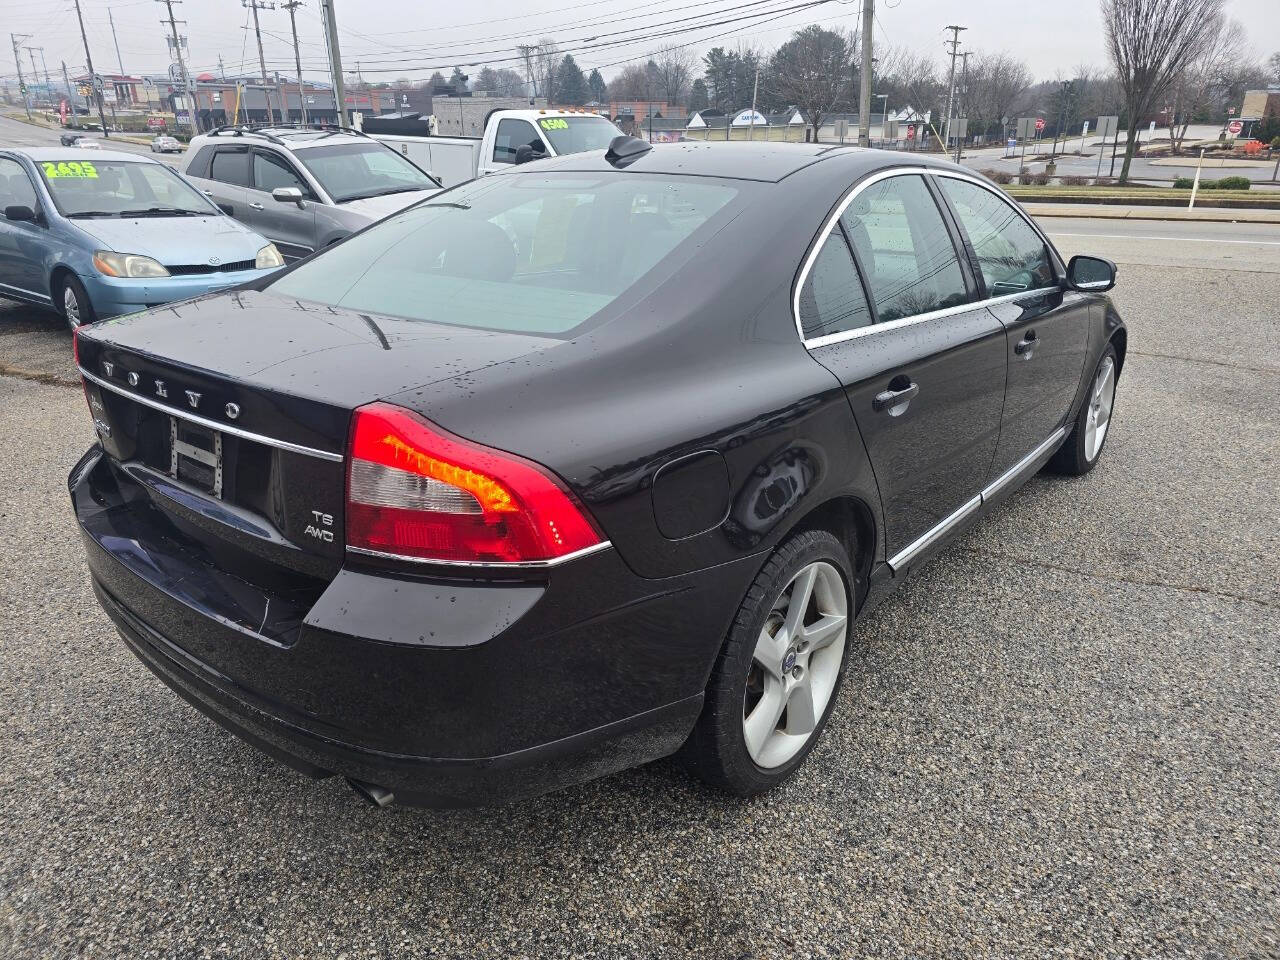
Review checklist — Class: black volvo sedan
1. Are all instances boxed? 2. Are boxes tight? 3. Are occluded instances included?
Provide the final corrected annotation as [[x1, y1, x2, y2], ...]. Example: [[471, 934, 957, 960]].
[[70, 139, 1125, 807]]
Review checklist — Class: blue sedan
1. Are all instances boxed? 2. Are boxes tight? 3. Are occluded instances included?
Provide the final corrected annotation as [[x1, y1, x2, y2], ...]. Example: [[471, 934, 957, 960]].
[[0, 147, 284, 328]]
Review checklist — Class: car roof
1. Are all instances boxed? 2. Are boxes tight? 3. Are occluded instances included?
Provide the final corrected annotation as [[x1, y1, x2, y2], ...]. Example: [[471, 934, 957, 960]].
[[191, 128, 367, 151], [8, 146, 160, 164], [525, 141, 935, 184]]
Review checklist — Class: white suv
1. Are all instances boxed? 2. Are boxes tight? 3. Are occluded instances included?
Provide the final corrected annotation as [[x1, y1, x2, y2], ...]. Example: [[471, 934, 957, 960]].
[[182, 126, 440, 260]]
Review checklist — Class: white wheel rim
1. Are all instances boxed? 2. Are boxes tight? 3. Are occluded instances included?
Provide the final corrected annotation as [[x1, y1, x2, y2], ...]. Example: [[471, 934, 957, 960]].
[[743, 560, 848, 769], [63, 286, 81, 326], [1084, 356, 1115, 462]]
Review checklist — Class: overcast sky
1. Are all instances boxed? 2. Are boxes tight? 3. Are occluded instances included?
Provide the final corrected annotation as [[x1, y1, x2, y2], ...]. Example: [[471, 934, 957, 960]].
[[4, 0, 1277, 90]]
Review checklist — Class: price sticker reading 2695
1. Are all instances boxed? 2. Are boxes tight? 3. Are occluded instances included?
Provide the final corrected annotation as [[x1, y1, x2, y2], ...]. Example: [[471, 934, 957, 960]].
[[539, 118, 569, 130], [42, 160, 98, 179]]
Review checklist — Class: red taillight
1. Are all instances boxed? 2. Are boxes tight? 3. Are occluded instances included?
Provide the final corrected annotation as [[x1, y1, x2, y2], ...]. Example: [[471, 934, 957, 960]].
[[345, 403, 604, 565]]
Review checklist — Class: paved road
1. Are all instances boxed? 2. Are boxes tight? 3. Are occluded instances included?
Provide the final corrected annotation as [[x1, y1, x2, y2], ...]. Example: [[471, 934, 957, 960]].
[[0, 220, 1277, 959], [0, 113, 183, 166]]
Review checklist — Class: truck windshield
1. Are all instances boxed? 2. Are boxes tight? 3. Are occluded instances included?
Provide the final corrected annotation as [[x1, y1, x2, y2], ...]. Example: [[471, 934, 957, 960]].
[[266, 172, 741, 336], [535, 116, 623, 155], [37, 159, 217, 217], [295, 142, 436, 202]]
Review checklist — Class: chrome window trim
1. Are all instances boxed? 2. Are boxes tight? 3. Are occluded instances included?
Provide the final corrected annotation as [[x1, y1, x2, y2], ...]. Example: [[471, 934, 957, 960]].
[[347, 540, 613, 569], [79, 365, 344, 462], [886, 427, 1068, 572], [794, 167, 1066, 351]]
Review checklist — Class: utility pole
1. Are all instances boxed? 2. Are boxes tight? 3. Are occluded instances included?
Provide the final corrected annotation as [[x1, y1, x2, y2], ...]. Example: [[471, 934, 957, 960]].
[[158, 0, 196, 133], [942, 24, 966, 154], [282, 1, 308, 124], [218, 55, 226, 81], [955, 50, 970, 163], [25, 48, 41, 104], [108, 10, 125, 76], [857, 0, 874, 147], [71, 0, 110, 137], [320, 0, 348, 125], [61, 60, 75, 110], [749, 61, 759, 142], [243, 1, 278, 122], [10, 34, 32, 120]]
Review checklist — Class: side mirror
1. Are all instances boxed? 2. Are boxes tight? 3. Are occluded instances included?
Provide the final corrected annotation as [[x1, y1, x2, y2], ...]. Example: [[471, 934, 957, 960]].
[[272, 186, 304, 207], [514, 142, 545, 165], [1065, 254, 1116, 292], [4, 205, 36, 223]]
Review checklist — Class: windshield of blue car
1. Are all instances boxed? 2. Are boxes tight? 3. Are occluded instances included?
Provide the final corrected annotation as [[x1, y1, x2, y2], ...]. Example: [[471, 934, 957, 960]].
[[534, 116, 621, 155], [266, 172, 741, 336], [293, 142, 436, 203], [37, 159, 217, 218]]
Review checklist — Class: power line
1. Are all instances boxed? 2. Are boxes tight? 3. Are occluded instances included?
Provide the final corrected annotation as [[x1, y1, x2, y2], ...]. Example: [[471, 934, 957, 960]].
[[281, 1, 307, 123]]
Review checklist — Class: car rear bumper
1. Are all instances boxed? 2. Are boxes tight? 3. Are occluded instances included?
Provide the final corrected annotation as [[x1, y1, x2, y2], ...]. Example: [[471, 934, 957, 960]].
[[82, 268, 277, 317], [70, 447, 752, 806]]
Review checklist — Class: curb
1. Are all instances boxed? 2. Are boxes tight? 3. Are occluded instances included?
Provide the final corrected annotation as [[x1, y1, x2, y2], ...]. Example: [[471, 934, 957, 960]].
[[1021, 203, 1280, 224]]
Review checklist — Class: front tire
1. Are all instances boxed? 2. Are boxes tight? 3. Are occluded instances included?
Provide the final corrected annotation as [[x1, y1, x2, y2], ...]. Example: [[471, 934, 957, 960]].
[[682, 529, 856, 797], [1048, 344, 1118, 476], [55, 274, 96, 331]]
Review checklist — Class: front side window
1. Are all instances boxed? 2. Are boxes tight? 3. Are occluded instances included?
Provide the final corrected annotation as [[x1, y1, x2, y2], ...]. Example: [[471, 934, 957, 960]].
[[798, 230, 872, 339], [492, 119, 543, 165], [0, 158, 38, 209], [210, 148, 250, 187], [36, 159, 217, 218], [252, 150, 311, 197], [267, 173, 741, 336], [840, 174, 969, 323], [938, 177, 1055, 296], [294, 142, 435, 202]]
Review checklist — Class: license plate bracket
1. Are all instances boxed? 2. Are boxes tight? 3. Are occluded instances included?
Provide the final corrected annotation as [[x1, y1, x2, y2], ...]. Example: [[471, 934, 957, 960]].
[[169, 417, 223, 499]]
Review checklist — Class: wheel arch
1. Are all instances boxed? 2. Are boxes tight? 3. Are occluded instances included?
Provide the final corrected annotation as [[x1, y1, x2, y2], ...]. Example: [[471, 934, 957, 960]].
[[1109, 325, 1127, 377], [49, 263, 77, 299], [784, 494, 877, 603]]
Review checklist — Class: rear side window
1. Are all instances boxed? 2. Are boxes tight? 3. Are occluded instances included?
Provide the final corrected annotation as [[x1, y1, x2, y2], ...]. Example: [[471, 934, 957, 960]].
[[492, 119, 541, 165], [841, 174, 969, 323], [798, 230, 872, 339], [937, 177, 1055, 296], [267, 173, 741, 335], [209, 148, 249, 187]]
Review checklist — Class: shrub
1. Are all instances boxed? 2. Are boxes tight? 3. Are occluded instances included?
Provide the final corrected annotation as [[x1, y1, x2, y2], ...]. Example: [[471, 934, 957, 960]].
[[1061, 175, 1089, 186], [1272, 136, 1280, 150], [987, 169, 1014, 184], [1018, 172, 1035, 185], [1173, 177, 1194, 188], [1213, 175, 1251, 190], [1031, 172, 1051, 185]]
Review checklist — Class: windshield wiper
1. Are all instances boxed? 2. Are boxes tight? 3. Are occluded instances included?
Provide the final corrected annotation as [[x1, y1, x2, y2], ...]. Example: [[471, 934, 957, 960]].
[[344, 185, 427, 202], [119, 207, 203, 217], [420, 200, 470, 210], [67, 211, 120, 219]]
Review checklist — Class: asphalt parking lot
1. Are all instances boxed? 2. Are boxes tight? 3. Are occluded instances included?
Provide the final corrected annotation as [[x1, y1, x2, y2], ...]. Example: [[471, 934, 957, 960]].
[[1, 218, 1277, 959]]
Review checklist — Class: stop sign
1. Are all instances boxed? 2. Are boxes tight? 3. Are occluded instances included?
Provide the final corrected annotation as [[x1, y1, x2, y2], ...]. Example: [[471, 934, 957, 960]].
[[1227, 119, 1243, 135], [1035, 117, 1045, 132], [906, 123, 916, 140]]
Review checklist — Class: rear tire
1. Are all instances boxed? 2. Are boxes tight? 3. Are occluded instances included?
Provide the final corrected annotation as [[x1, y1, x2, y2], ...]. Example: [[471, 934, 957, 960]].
[[682, 529, 856, 797], [1047, 344, 1118, 476], [55, 273, 96, 331]]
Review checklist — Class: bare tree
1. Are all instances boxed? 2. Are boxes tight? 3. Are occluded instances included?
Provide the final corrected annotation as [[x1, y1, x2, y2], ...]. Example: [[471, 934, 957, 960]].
[[767, 26, 858, 141], [965, 51, 1033, 138], [1164, 18, 1248, 151], [652, 45, 696, 108], [1102, 0, 1225, 182], [875, 45, 943, 129]]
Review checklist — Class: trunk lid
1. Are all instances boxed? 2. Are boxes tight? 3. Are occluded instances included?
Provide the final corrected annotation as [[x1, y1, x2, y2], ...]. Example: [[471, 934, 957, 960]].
[[76, 289, 553, 569]]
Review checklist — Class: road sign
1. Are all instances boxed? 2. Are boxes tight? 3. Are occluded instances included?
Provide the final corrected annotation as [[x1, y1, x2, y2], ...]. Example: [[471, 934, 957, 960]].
[[949, 118, 968, 140], [1097, 115, 1118, 140], [1227, 119, 1243, 135], [1034, 117, 1045, 132], [1082, 120, 1090, 138], [1016, 117, 1036, 139], [906, 123, 916, 140], [833, 118, 849, 141]]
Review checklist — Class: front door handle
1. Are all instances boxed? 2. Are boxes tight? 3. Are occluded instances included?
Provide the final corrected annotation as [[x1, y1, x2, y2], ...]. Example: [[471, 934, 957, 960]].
[[248, 201, 264, 211], [873, 379, 919, 415], [1015, 330, 1038, 357]]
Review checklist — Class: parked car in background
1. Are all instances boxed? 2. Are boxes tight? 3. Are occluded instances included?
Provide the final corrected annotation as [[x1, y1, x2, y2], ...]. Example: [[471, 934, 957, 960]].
[[181, 126, 441, 261], [70, 141, 1125, 808], [59, 132, 86, 146], [151, 135, 182, 154], [75, 138, 101, 150], [362, 108, 625, 187], [0, 148, 284, 328]]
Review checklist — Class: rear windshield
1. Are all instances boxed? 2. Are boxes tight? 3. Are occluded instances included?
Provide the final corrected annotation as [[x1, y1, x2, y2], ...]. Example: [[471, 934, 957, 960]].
[[266, 173, 741, 335]]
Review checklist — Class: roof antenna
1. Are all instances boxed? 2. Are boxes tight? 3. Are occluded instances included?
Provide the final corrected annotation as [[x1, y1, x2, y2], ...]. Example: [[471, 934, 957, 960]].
[[605, 135, 652, 168]]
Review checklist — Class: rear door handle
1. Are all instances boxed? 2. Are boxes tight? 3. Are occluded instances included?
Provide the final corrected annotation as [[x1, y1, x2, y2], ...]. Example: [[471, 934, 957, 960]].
[[248, 202, 264, 211], [1015, 331, 1038, 356], [873, 379, 919, 415]]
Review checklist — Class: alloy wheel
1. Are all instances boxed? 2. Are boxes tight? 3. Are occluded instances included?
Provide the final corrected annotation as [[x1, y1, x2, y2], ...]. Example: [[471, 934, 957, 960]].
[[1084, 356, 1115, 462], [743, 560, 848, 769], [63, 285, 82, 328]]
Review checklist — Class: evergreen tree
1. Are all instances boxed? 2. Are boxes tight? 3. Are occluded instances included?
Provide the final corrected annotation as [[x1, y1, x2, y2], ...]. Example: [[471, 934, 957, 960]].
[[588, 68, 607, 103], [557, 55, 588, 105], [448, 67, 469, 93], [689, 78, 709, 112]]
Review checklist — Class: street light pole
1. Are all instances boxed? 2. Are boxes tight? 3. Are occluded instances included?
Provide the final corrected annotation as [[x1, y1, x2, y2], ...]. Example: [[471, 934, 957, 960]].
[[282, 0, 307, 125]]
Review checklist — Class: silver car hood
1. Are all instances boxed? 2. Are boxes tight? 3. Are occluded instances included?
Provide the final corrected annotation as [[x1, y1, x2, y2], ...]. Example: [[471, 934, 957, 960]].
[[73, 215, 266, 266], [337, 189, 438, 223]]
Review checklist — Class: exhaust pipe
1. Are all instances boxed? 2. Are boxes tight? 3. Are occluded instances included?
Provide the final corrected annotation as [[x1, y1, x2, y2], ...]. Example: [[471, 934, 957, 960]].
[[346, 777, 395, 808]]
